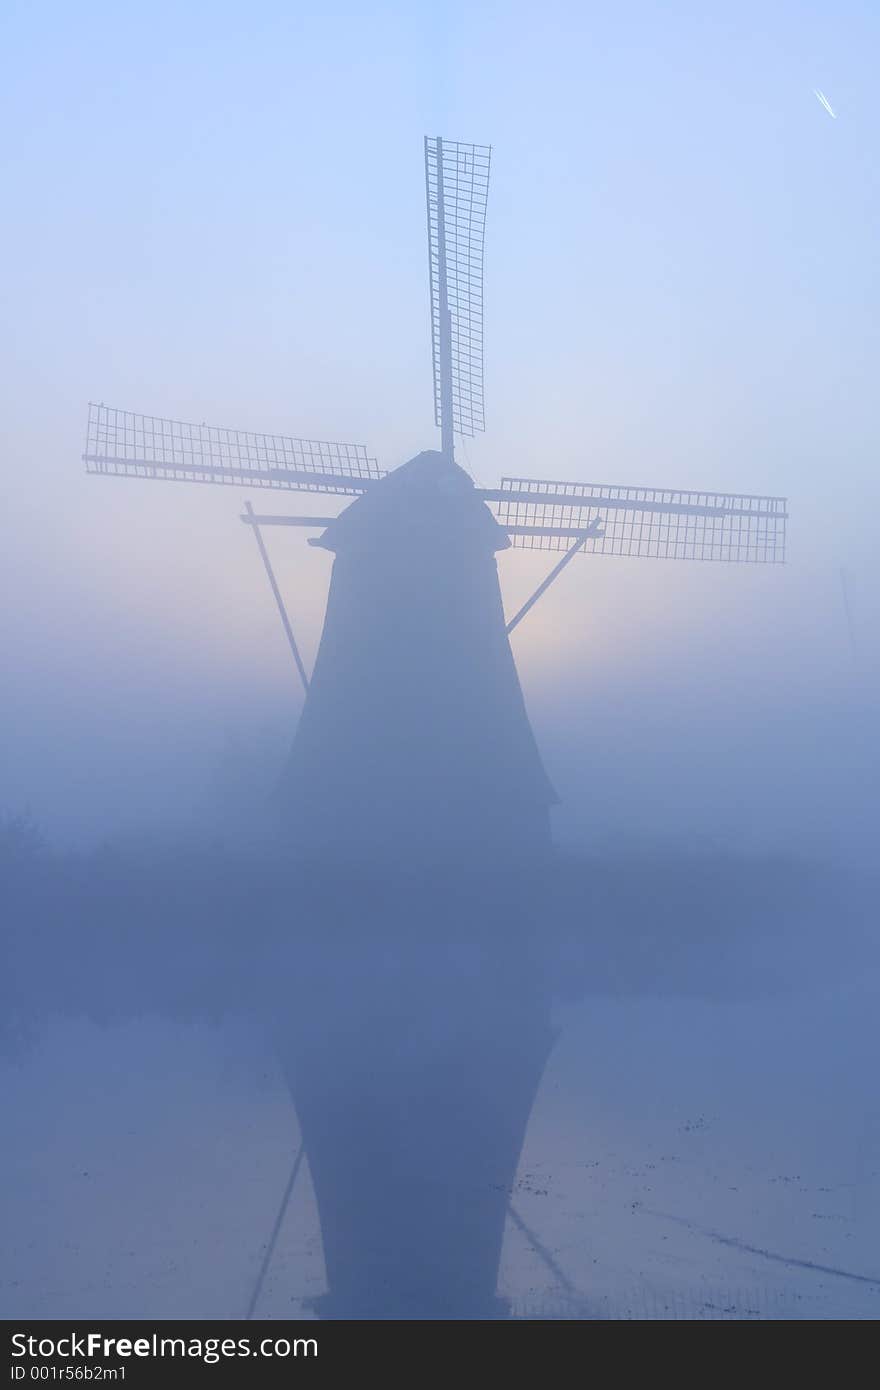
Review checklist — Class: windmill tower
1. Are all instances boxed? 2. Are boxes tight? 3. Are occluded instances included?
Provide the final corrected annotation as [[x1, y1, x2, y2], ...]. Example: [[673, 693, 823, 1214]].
[[82, 138, 788, 1317], [83, 138, 786, 855]]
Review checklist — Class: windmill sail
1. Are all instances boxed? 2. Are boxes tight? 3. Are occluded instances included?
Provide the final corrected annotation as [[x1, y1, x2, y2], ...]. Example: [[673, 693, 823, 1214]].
[[241, 476, 789, 566], [425, 137, 491, 451], [486, 476, 787, 563], [83, 403, 382, 495]]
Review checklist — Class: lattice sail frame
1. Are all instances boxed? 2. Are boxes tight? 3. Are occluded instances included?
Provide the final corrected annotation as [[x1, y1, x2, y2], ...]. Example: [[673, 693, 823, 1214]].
[[425, 137, 491, 438], [83, 403, 382, 495], [488, 477, 787, 563]]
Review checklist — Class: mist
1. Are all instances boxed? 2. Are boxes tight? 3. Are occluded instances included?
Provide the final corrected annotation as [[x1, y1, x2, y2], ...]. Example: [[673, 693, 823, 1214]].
[[2, 0, 879, 1324]]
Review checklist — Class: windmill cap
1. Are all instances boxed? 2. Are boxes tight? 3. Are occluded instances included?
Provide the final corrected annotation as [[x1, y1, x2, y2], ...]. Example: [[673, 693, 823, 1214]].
[[310, 448, 509, 554], [381, 449, 474, 493]]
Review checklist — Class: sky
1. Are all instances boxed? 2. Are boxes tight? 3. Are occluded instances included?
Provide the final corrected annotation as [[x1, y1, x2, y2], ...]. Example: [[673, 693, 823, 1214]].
[[1, 0, 878, 858]]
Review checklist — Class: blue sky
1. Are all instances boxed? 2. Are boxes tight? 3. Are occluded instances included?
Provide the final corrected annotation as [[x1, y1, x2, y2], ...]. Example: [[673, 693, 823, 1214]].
[[2, 1, 878, 853]]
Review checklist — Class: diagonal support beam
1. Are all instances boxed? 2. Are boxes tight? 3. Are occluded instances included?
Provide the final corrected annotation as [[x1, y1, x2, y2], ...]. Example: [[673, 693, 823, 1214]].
[[244, 501, 310, 695], [245, 1142, 306, 1319], [505, 520, 603, 636]]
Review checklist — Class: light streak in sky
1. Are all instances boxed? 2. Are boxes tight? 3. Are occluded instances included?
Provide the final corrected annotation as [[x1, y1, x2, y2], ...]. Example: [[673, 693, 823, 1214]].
[[813, 89, 837, 119]]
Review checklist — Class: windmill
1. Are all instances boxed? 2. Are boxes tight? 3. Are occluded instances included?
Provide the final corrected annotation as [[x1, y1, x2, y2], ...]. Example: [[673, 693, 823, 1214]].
[[83, 136, 787, 679], [82, 137, 789, 1318]]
